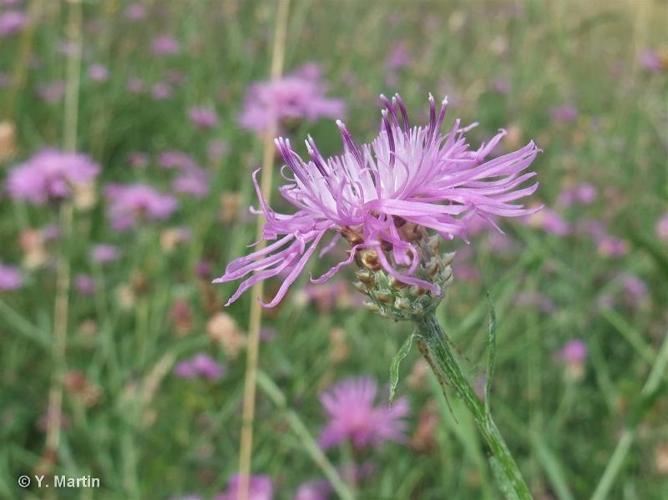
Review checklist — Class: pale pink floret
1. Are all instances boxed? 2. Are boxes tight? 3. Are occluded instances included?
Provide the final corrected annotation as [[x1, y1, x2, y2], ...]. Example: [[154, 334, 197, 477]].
[[104, 183, 177, 230], [216, 94, 540, 307], [318, 377, 409, 450], [6, 149, 100, 205]]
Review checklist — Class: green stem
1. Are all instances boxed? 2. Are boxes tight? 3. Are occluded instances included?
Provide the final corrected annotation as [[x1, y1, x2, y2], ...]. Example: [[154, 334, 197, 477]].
[[415, 314, 532, 500]]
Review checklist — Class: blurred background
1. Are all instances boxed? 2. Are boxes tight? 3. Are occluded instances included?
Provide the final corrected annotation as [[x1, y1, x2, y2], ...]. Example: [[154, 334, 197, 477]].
[[0, 0, 667, 498]]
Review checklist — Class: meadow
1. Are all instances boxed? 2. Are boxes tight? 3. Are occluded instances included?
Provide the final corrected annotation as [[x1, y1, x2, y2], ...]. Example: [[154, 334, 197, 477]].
[[0, 0, 667, 499]]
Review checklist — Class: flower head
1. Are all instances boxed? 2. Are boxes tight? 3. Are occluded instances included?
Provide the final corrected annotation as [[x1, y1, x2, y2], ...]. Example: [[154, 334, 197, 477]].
[[0, 10, 27, 37], [151, 35, 180, 56], [214, 475, 273, 500], [188, 106, 218, 129], [6, 149, 100, 205], [239, 65, 344, 133], [104, 183, 177, 230], [0, 263, 23, 291], [90, 244, 121, 264], [173, 353, 225, 381], [216, 94, 540, 308], [558, 339, 587, 364], [318, 377, 409, 450]]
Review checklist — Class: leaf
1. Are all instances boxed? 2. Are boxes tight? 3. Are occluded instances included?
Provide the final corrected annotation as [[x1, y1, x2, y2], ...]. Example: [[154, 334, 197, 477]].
[[489, 457, 520, 500], [484, 291, 497, 416], [389, 331, 415, 403]]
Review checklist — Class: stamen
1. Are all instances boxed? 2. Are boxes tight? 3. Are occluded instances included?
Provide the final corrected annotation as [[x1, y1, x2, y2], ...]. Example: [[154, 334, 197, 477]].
[[382, 109, 396, 169], [393, 94, 410, 132], [336, 120, 365, 169]]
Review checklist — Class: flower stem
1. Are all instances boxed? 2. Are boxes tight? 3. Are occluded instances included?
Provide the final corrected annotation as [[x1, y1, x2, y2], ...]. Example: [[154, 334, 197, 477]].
[[415, 314, 532, 500]]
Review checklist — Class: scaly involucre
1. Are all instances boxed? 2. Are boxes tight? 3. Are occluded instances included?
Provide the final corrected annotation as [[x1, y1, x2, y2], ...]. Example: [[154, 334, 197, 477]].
[[216, 94, 540, 306]]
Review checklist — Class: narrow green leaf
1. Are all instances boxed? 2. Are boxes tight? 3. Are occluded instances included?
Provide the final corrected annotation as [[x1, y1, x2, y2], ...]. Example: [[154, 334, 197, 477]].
[[389, 332, 415, 403], [485, 291, 497, 416], [531, 432, 575, 500]]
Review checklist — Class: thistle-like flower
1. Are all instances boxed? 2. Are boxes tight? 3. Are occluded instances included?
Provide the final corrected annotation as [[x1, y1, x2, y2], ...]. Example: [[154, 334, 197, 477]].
[[216, 94, 540, 317]]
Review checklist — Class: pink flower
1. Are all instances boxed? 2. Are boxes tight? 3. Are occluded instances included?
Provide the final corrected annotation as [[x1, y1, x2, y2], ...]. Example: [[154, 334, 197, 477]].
[[557, 183, 597, 206], [104, 183, 177, 230], [88, 64, 109, 82], [550, 104, 578, 123], [295, 480, 332, 500], [239, 65, 345, 133], [0, 10, 27, 37], [640, 49, 663, 73], [207, 139, 228, 162], [173, 353, 225, 381], [216, 94, 540, 307], [126, 77, 144, 94], [74, 274, 95, 295], [188, 106, 218, 129], [385, 40, 411, 71], [558, 339, 587, 364], [90, 244, 120, 264], [124, 3, 146, 21], [620, 273, 648, 305], [214, 475, 273, 500], [36, 81, 66, 103], [318, 377, 409, 450], [151, 82, 172, 100], [151, 35, 180, 56], [172, 166, 209, 198], [6, 149, 100, 205], [128, 152, 149, 168], [523, 207, 570, 235], [656, 213, 668, 241], [0, 263, 23, 291], [158, 150, 198, 170]]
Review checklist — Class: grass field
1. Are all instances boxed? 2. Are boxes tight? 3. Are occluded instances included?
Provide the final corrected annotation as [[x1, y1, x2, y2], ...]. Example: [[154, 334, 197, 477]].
[[1, 0, 667, 498]]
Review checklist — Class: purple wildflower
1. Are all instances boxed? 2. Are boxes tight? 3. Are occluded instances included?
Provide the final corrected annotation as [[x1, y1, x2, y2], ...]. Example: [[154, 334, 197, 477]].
[[318, 377, 409, 450], [550, 104, 578, 123], [558, 339, 587, 365], [128, 151, 149, 168], [173, 353, 225, 381], [36, 81, 66, 103], [188, 106, 218, 129], [124, 3, 146, 21], [214, 475, 273, 500], [620, 272, 648, 305], [126, 77, 145, 94], [295, 480, 332, 500], [557, 182, 597, 207], [151, 35, 181, 56], [88, 64, 109, 82], [0, 10, 27, 37], [523, 207, 570, 235], [216, 94, 540, 307], [5, 149, 100, 205], [0, 263, 23, 291], [172, 166, 209, 198], [239, 65, 345, 133], [640, 49, 663, 73], [151, 82, 172, 100], [385, 40, 411, 71], [158, 150, 198, 170], [74, 274, 95, 295], [90, 244, 120, 264], [656, 213, 668, 241], [207, 139, 228, 163], [104, 183, 178, 230]]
